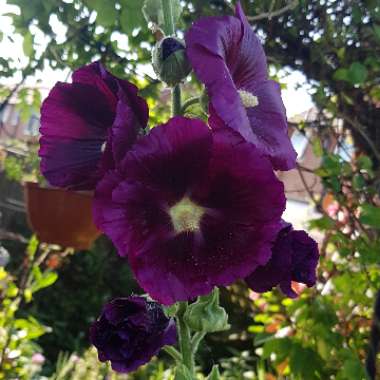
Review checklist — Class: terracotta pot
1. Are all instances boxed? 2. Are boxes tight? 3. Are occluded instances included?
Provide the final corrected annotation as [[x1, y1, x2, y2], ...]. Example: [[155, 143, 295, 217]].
[[24, 182, 101, 250]]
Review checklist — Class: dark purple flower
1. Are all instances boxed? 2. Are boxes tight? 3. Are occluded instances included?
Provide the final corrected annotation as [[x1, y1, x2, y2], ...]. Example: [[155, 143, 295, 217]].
[[39, 62, 148, 190], [185, 2, 297, 171], [90, 297, 176, 373], [93, 116, 285, 305], [246, 222, 319, 298]]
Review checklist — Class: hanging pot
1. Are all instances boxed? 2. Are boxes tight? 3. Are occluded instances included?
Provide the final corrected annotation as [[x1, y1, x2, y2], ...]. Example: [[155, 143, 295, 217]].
[[24, 182, 100, 250]]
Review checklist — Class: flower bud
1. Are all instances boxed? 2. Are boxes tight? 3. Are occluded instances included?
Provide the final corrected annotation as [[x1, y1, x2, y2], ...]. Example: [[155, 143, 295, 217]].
[[152, 37, 192, 86], [184, 288, 230, 333]]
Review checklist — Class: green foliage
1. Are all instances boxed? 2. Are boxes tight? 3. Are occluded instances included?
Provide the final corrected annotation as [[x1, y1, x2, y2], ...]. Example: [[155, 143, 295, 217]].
[[359, 204, 380, 229], [0, 237, 58, 380], [28, 237, 140, 366], [3, 142, 43, 184]]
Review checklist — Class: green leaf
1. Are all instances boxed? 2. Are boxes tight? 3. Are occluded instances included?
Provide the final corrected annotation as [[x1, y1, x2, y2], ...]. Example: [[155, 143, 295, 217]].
[[22, 32, 34, 57], [308, 216, 335, 230], [333, 68, 349, 81], [14, 317, 50, 339], [31, 270, 58, 293], [339, 351, 367, 380], [357, 155, 373, 171], [120, 1, 144, 34], [262, 338, 292, 362], [312, 138, 323, 157], [359, 204, 380, 228], [348, 62, 368, 85], [352, 174, 366, 190], [373, 25, 380, 42], [90, 0, 118, 27], [289, 344, 324, 380], [27, 235, 39, 259]]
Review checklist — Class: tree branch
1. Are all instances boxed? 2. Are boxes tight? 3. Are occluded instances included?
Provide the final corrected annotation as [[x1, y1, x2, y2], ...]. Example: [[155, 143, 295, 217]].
[[248, 0, 299, 21]]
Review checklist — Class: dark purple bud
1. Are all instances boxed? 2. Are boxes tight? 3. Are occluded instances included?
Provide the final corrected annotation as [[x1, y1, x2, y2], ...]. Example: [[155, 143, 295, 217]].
[[90, 297, 177, 373]]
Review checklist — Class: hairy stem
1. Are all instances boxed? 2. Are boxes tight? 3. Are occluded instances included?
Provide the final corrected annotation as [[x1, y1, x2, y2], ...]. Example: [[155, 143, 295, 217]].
[[177, 302, 195, 375]]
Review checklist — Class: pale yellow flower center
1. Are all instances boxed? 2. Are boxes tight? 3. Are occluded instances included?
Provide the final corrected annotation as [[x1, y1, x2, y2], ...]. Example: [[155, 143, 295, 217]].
[[238, 89, 259, 108], [169, 197, 205, 233]]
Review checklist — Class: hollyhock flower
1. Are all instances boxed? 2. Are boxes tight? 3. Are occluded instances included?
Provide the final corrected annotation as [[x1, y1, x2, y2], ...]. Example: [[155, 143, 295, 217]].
[[90, 297, 176, 373], [39, 62, 148, 190], [94, 116, 286, 305], [246, 222, 319, 298], [185, 2, 297, 171]]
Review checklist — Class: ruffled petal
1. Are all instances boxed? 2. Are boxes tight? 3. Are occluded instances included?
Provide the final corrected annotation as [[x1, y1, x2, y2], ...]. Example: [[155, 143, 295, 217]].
[[186, 15, 255, 143], [39, 62, 148, 190], [90, 297, 176, 373], [186, 3, 296, 171], [244, 80, 297, 170], [246, 223, 319, 298], [119, 116, 213, 203], [95, 118, 286, 305]]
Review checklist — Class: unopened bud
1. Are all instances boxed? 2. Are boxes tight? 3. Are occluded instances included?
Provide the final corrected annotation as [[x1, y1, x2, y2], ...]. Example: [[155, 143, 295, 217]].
[[184, 288, 230, 333], [152, 37, 192, 86]]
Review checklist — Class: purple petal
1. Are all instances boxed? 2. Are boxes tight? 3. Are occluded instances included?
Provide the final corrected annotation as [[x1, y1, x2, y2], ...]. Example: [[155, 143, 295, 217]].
[[95, 118, 286, 305], [39, 62, 148, 190], [186, 4, 296, 171], [246, 223, 319, 297], [243, 80, 297, 170], [118, 116, 213, 202], [90, 297, 177, 373]]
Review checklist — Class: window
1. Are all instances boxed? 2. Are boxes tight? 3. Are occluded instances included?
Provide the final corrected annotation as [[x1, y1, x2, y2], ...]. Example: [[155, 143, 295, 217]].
[[291, 130, 308, 160], [25, 114, 40, 137]]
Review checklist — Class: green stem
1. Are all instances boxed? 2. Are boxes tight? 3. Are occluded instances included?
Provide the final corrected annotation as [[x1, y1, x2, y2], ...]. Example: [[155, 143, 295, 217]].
[[172, 85, 181, 116], [161, 0, 182, 114], [161, 0, 175, 35], [177, 302, 195, 375]]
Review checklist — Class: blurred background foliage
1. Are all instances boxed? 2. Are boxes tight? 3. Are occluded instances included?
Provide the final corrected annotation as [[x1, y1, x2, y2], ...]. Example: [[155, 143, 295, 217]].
[[0, 0, 380, 379]]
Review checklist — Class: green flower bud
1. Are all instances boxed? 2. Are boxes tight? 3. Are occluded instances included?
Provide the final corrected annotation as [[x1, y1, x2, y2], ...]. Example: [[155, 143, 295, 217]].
[[174, 364, 193, 380], [207, 365, 221, 380], [164, 302, 179, 317], [152, 37, 192, 86], [184, 288, 230, 333]]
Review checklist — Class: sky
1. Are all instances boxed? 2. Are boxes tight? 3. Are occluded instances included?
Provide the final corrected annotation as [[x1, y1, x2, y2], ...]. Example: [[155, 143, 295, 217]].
[[0, 0, 314, 117]]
